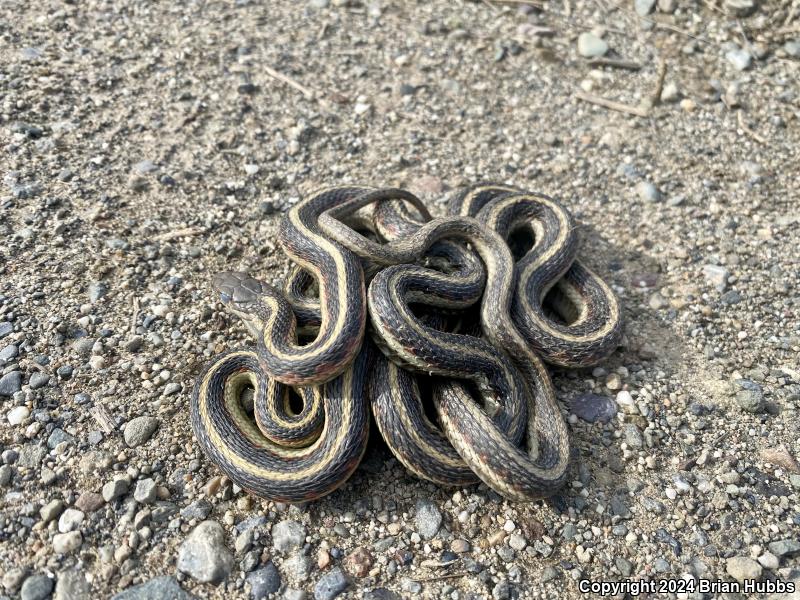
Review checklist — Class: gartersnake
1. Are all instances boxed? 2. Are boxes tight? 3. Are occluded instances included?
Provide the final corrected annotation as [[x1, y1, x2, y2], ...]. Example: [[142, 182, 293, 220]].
[[191, 184, 622, 502]]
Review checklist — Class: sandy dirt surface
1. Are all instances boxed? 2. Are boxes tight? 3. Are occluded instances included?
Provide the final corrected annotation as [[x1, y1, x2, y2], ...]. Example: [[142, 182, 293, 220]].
[[1, 0, 799, 599]]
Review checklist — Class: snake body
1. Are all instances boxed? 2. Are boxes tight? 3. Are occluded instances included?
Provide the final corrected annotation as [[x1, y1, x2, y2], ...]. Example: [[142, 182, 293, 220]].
[[190, 345, 370, 503], [254, 186, 369, 386], [191, 184, 622, 502]]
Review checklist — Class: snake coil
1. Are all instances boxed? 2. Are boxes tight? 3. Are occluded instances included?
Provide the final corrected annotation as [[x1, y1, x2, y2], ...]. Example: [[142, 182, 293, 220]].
[[191, 184, 622, 502]]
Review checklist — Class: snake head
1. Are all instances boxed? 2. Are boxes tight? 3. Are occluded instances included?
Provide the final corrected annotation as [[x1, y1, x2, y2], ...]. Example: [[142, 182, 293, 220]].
[[212, 271, 269, 305], [212, 271, 272, 339]]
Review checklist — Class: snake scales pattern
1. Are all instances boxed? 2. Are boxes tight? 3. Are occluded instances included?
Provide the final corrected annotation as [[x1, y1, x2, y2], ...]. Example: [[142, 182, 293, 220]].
[[190, 183, 622, 503]]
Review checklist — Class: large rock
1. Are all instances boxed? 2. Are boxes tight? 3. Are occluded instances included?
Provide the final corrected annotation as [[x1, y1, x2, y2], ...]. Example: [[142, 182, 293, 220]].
[[415, 500, 442, 539], [177, 520, 234, 583], [8, 406, 30, 425], [123, 416, 159, 447], [0, 371, 23, 396], [20, 574, 54, 600]]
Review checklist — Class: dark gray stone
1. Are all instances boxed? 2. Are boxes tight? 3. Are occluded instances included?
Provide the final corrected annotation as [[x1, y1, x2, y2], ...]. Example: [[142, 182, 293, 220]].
[[20, 574, 54, 600], [640, 496, 665, 514], [768, 539, 800, 558], [720, 290, 742, 305], [365, 589, 401, 600], [571, 393, 617, 423], [492, 580, 511, 600], [181, 499, 212, 521], [622, 424, 644, 448], [0, 343, 19, 362], [235, 514, 267, 533], [724, 0, 758, 17], [610, 495, 632, 519], [29, 372, 50, 389], [0, 371, 23, 396], [313, 568, 349, 600], [18, 445, 47, 469], [735, 380, 765, 413], [56, 365, 73, 379], [12, 182, 42, 199], [0, 464, 13, 486], [47, 428, 75, 449], [246, 562, 281, 599], [616, 557, 633, 576]]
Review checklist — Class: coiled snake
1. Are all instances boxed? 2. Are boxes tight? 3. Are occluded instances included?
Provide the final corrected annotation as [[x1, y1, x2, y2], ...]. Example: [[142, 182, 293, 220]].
[[191, 184, 622, 502]]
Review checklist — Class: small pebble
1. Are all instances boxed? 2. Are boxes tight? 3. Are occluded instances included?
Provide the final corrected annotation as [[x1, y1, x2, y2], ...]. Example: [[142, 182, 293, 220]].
[[577, 33, 608, 58]]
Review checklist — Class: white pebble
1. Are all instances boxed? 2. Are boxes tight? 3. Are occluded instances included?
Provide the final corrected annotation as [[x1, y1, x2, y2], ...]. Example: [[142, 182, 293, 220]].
[[7, 406, 30, 425]]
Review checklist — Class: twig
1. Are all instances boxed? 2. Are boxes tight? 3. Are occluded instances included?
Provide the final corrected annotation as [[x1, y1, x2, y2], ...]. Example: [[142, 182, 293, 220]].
[[711, 430, 729, 448], [481, 0, 501, 13], [130, 297, 140, 335], [702, 0, 727, 15], [91, 404, 116, 434], [737, 19, 755, 57], [656, 22, 713, 45], [412, 572, 468, 583], [737, 111, 767, 144], [488, 0, 544, 8], [575, 91, 650, 117], [154, 226, 205, 242], [784, 1, 798, 26], [587, 57, 642, 70], [649, 56, 668, 106], [263, 65, 316, 100], [525, 25, 557, 36], [616, 2, 714, 46]]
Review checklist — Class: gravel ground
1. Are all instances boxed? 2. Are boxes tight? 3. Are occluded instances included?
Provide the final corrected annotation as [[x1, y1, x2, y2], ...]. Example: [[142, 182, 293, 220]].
[[1, 0, 799, 599]]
